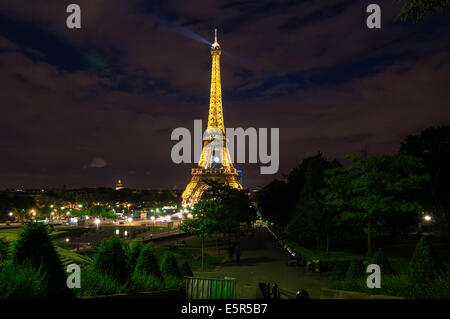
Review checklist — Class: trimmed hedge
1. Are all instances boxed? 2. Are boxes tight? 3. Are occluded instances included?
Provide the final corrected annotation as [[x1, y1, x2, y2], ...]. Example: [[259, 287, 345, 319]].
[[330, 274, 450, 299], [92, 236, 130, 284], [128, 241, 144, 271], [408, 236, 447, 285], [345, 261, 365, 279], [11, 222, 72, 298], [134, 243, 161, 279], [370, 248, 397, 276], [180, 261, 194, 277], [160, 252, 181, 279]]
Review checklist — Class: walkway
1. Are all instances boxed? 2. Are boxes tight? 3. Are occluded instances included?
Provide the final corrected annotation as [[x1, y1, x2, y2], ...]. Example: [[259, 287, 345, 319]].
[[194, 228, 330, 299]]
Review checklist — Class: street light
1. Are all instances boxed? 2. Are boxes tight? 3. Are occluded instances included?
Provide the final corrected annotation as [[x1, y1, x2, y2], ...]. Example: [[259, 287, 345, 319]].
[[424, 215, 432, 222], [94, 218, 100, 230]]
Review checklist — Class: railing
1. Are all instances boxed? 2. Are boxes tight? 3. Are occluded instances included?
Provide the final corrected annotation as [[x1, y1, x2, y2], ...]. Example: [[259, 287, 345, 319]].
[[192, 167, 238, 175], [186, 277, 236, 299]]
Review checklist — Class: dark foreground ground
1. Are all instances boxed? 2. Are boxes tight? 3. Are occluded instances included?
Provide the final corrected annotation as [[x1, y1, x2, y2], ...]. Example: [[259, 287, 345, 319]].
[[194, 228, 330, 299]]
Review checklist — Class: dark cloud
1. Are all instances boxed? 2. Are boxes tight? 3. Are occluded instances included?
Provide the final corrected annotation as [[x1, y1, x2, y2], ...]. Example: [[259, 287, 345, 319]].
[[90, 157, 107, 168], [0, 0, 449, 189]]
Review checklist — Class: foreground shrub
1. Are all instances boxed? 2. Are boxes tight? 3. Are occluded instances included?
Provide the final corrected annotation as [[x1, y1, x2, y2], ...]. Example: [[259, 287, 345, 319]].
[[408, 236, 447, 285], [160, 252, 181, 279], [331, 261, 349, 281], [128, 241, 144, 272], [93, 236, 130, 284], [160, 252, 184, 289], [370, 249, 397, 276], [129, 272, 165, 292], [180, 261, 194, 277], [0, 238, 9, 263], [0, 262, 48, 299], [164, 276, 186, 290], [134, 242, 161, 278], [330, 274, 450, 299], [345, 261, 365, 279], [11, 222, 72, 297], [75, 267, 125, 297]]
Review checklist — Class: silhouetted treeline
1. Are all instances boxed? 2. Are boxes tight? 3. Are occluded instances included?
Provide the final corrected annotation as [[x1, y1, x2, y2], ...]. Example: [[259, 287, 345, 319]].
[[256, 125, 450, 251]]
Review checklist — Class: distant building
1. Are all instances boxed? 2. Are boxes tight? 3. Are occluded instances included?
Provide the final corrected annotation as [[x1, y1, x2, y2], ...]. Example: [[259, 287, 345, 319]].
[[115, 179, 124, 190]]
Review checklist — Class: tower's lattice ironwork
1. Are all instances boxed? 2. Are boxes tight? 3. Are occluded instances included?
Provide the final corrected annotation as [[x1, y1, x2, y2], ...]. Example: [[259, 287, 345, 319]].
[[182, 29, 242, 206]]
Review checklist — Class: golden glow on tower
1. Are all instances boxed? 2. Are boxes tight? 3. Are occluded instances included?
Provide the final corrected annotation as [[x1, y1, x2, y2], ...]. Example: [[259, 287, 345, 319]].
[[115, 179, 123, 190], [182, 29, 242, 206]]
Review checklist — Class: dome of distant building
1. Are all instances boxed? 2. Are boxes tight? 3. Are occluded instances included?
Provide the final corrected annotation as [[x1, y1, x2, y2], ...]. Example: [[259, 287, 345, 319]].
[[116, 179, 124, 190]]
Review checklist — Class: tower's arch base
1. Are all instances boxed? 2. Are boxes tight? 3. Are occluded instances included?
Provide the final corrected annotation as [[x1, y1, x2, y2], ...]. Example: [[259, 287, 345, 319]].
[[181, 168, 242, 207]]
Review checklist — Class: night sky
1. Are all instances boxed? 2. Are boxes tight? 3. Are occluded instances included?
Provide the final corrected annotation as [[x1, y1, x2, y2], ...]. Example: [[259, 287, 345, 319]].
[[0, 1, 449, 190]]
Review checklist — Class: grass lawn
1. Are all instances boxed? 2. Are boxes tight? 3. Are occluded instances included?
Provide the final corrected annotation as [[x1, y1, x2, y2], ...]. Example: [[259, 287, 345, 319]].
[[0, 229, 22, 242], [56, 246, 92, 268], [130, 226, 168, 239], [152, 235, 226, 271], [0, 227, 92, 270]]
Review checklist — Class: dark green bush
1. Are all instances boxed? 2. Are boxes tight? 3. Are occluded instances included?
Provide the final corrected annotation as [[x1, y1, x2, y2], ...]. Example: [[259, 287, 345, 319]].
[[369, 248, 397, 276], [128, 241, 144, 271], [408, 236, 447, 285], [180, 261, 194, 277], [0, 238, 9, 262], [0, 262, 48, 299], [345, 261, 365, 279], [130, 272, 165, 292], [160, 252, 181, 278], [92, 236, 130, 284], [164, 276, 185, 290], [331, 261, 349, 281], [11, 222, 72, 297], [75, 267, 124, 297], [330, 274, 450, 299], [134, 242, 161, 278]]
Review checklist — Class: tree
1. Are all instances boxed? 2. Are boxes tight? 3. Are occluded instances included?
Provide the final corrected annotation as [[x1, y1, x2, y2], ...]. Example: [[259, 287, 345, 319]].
[[179, 199, 223, 271], [179, 182, 256, 270], [323, 153, 429, 254], [395, 0, 450, 21], [256, 179, 290, 227], [285, 153, 341, 251], [401, 126, 450, 238]]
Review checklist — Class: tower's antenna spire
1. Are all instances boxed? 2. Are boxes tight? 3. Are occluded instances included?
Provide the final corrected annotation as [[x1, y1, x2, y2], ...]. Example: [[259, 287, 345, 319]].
[[214, 28, 218, 43]]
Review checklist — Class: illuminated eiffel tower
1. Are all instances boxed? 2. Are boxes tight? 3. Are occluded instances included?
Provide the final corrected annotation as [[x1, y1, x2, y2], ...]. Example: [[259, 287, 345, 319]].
[[182, 29, 242, 206]]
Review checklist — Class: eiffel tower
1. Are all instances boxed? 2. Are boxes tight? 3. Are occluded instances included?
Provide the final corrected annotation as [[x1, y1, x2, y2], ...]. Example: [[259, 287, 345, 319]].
[[182, 29, 242, 206]]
